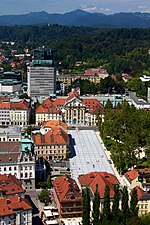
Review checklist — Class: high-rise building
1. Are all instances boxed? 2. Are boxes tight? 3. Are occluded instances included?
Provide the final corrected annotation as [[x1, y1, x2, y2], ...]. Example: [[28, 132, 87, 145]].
[[27, 48, 56, 101]]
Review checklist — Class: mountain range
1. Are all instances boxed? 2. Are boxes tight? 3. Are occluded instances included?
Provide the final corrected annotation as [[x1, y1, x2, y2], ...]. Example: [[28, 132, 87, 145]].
[[1, 9, 150, 28]]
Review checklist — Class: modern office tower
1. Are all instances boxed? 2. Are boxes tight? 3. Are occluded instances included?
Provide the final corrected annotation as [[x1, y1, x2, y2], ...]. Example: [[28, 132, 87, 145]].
[[27, 48, 56, 101]]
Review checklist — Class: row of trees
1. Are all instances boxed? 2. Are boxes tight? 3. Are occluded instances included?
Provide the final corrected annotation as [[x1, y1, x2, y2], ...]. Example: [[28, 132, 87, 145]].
[[97, 102, 150, 172], [82, 184, 138, 225]]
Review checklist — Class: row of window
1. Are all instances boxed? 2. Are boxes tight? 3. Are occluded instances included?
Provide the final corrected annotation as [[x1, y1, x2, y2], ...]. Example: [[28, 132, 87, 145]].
[[0, 166, 33, 172], [37, 145, 64, 149], [20, 172, 32, 178], [0, 138, 19, 141], [37, 149, 65, 154]]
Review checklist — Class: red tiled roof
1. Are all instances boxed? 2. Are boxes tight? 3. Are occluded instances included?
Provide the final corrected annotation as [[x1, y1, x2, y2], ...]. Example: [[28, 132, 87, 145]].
[[0, 100, 29, 110], [82, 98, 103, 110], [84, 68, 108, 75], [36, 98, 61, 114], [53, 175, 82, 203], [124, 170, 139, 183], [0, 174, 24, 196], [11, 101, 28, 110], [53, 98, 66, 107], [0, 196, 32, 217], [0, 102, 10, 109], [32, 127, 68, 146], [42, 120, 68, 131], [134, 186, 143, 200], [78, 172, 119, 198], [65, 92, 81, 103]]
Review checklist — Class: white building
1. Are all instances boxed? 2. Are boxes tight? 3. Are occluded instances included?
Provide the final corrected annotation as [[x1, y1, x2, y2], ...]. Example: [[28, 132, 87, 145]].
[[36, 91, 104, 127], [0, 99, 31, 126], [0, 134, 35, 191], [0, 126, 22, 142], [0, 80, 22, 94], [0, 196, 32, 225]]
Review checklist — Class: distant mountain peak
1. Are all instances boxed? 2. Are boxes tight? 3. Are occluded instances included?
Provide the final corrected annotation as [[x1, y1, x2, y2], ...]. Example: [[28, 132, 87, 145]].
[[0, 10, 150, 28]]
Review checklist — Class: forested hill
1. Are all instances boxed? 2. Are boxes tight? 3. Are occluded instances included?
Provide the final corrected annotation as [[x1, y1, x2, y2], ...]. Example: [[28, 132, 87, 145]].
[[1, 10, 150, 28], [1, 25, 150, 76]]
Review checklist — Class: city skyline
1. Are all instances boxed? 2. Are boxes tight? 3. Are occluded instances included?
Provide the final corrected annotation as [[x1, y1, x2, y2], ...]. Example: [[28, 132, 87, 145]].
[[0, 0, 150, 15]]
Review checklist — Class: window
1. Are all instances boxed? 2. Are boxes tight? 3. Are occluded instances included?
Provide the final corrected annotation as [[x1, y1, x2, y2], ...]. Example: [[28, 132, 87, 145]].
[[21, 173, 23, 178], [25, 166, 28, 170], [9, 167, 11, 171], [4, 167, 6, 171], [29, 166, 32, 170], [25, 173, 28, 178], [14, 166, 16, 170], [21, 167, 23, 170], [30, 172, 32, 177]]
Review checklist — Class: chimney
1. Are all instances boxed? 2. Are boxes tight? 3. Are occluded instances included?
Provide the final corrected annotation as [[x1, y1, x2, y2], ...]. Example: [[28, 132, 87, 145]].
[[6, 199, 11, 204]]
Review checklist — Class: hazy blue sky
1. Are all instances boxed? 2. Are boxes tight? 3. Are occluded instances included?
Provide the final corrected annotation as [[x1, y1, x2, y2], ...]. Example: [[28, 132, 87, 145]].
[[0, 0, 150, 15]]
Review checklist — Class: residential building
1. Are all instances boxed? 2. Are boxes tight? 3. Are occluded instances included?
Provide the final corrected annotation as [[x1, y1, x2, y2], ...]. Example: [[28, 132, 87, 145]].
[[0, 174, 25, 198], [0, 98, 30, 126], [123, 168, 150, 192], [36, 90, 104, 126], [0, 126, 22, 142], [0, 196, 32, 225], [10, 100, 30, 126], [133, 186, 150, 216], [78, 172, 119, 212], [0, 134, 35, 191], [27, 47, 56, 101], [36, 97, 62, 125], [53, 175, 82, 218], [32, 120, 69, 161], [78, 172, 119, 199]]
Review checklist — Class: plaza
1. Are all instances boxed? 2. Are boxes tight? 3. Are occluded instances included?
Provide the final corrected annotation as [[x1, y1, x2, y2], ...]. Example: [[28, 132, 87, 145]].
[[69, 129, 114, 181]]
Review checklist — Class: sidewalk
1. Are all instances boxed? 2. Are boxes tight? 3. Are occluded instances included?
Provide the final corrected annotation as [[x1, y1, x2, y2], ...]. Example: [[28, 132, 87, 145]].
[[95, 132, 124, 187]]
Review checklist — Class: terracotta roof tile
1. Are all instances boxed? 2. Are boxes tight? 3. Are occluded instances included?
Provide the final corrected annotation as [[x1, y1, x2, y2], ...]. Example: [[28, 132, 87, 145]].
[[0, 196, 32, 217], [124, 170, 139, 183], [78, 172, 119, 198], [53, 175, 82, 203], [36, 98, 61, 114], [0, 174, 24, 196], [32, 126, 68, 146]]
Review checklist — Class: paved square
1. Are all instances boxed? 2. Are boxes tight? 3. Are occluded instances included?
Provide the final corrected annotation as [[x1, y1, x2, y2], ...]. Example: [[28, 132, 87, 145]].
[[69, 129, 114, 181]]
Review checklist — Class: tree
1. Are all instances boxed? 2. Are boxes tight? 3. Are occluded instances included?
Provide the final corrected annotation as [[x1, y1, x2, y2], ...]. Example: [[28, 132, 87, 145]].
[[130, 188, 138, 217], [105, 99, 113, 109], [112, 185, 120, 220], [103, 185, 110, 221], [122, 186, 129, 223], [47, 174, 52, 189], [93, 184, 100, 225], [38, 189, 50, 204], [82, 187, 91, 225]]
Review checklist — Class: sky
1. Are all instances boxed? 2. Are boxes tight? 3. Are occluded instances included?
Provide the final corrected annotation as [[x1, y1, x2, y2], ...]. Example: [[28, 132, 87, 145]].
[[0, 0, 150, 15]]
